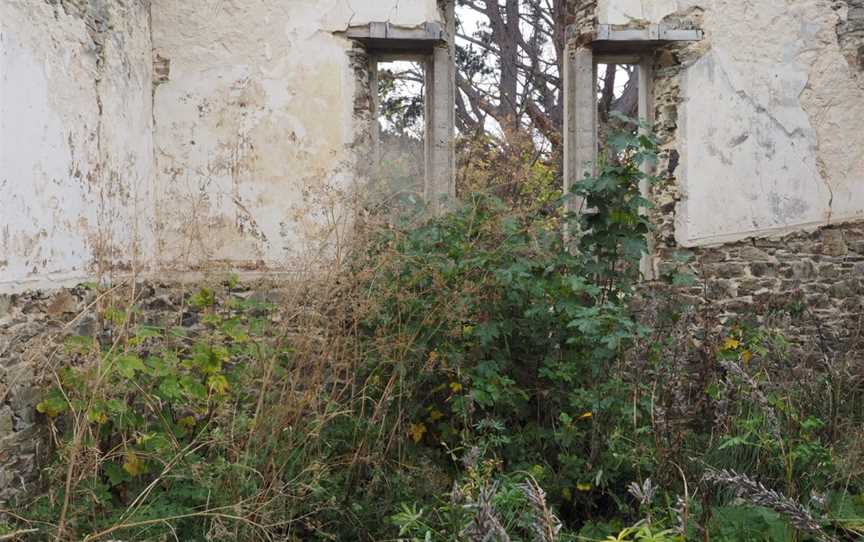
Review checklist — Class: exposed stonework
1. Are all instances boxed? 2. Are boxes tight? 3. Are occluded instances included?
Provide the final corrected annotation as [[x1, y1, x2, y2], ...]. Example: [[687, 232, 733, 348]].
[[583, 1, 864, 360], [348, 46, 376, 169], [651, 222, 864, 357], [152, 54, 170, 88], [626, 7, 706, 256], [0, 286, 96, 504], [836, 0, 864, 74], [0, 279, 295, 505], [567, 0, 598, 36]]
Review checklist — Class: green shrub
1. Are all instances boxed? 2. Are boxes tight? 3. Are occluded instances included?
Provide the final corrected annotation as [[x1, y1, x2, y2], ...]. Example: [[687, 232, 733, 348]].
[[16, 121, 864, 541]]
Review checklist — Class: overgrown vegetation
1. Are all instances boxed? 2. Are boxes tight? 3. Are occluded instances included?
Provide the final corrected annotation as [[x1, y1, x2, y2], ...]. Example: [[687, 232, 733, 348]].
[[6, 124, 864, 541]]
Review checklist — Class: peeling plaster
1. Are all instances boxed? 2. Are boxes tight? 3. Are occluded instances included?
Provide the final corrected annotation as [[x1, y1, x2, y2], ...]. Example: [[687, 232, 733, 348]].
[[150, 0, 442, 271], [671, 0, 864, 246], [597, 0, 864, 247], [0, 0, 154, 293], [4, 0, 862, 289], [597, 0, 694, 25], [1, 0, 442, 293]]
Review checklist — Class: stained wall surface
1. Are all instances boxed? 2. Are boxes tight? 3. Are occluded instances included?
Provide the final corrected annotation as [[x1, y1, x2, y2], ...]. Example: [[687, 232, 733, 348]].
[[0, 0, 443, 502], [0, 0, 443, 294], [150, 0, 442, 271], [598, 0, 864, 247], [0, 0, 155, 293]]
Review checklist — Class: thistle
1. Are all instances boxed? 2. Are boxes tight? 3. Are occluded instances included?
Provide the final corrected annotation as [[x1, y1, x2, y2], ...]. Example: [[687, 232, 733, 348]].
[[627, 478, 658, 524], [719, 359, 783, 441]]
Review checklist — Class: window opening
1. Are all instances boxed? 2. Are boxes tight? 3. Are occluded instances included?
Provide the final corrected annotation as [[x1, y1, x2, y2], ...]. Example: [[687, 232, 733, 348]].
[[596, 57, 655, 278], [596, 61, 641, 162], [374, 59, 426, 211], [346, 18, 456, 213]]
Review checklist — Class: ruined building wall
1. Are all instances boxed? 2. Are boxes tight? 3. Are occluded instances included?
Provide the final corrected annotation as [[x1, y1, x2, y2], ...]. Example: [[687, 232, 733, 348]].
[[1, 0, 445, 290], [150, 0, 443, 272], [0, 0, 155, 502], [586, 0, 864, 351], [598, 0, 864, 248], [0, 0, 155, 294], [0, 0, 445, 504]]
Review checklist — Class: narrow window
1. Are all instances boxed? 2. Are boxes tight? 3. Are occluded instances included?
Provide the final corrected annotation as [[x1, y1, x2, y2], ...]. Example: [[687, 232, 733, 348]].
[[373, 57, 427, 211], [595, 56, 656, 278], [347, 20, 456, 212]]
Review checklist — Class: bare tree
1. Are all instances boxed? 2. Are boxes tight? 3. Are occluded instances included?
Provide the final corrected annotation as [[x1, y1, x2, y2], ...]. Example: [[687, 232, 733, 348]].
[[455, 0, 567, 150], [455, 1, 638, 152], [380, 0, 640, 193]]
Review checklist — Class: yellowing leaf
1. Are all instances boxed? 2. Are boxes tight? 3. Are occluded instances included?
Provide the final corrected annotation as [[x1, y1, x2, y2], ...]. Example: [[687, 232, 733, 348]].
[[429, 409, 445, 422], [408, 423, 427, 443], [722, 338, 741, 351], [428, 350, 439, 362], [122, 452, 146, 477], [87, 409, 108, 425], [449, 382, 463, 393], [208, 375, 230, 395], [177, 416, 197, 428], [741, 349, 753, 364], [576, 483, 592, 492], [36, 390, 69, 418], [578, 412, 593, 420]]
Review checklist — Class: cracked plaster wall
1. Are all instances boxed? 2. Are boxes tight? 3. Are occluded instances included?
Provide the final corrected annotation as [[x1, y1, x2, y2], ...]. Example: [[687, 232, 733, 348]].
[[599, 0, 864, 248], [0, 0, 443, 502], [150, 0, 442, 272], [0, 0, 155, 294], [1, 0, 443, 294]]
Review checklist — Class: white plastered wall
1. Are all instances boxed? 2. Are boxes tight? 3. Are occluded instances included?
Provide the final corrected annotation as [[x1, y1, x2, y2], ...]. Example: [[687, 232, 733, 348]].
[[150, 0, 442, 271], [598, 0, 864, 247], [0, 0, 441, 293], [0, 0, 155, 294]]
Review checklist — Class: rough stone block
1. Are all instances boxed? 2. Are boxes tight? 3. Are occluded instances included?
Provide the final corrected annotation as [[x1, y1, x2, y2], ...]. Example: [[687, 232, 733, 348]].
[[822, 229, 849, 257], [737, 245, 774, 262], [750, 262, 776, 278], [707, 262, 747, 279], [46, 290, 79, 316], [0, 407, 13, 437]]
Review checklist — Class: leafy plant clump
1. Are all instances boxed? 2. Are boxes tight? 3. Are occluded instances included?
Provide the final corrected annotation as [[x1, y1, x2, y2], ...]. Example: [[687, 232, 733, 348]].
[[13, 123, 864, 541]]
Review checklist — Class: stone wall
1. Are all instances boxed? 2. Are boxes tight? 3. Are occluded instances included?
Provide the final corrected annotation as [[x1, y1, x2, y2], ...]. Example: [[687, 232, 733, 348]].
[[0, 286, 96, 503], [1, 0, 447, 294], [0, 279, 296, 505], [567, 0, 598, 36], [653, 223, 864, 354], [588, 1, 864, 249], [837, 0, 864, 75], [580, 0, 864, 357], [0, 0, 447, 505]]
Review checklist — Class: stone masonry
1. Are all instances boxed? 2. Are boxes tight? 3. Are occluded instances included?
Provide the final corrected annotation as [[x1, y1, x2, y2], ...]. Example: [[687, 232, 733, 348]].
[[654, 223, 864, 353], [0, 280, 295, 505]]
